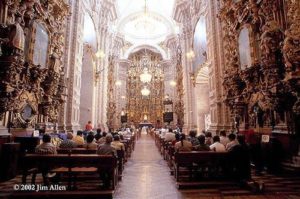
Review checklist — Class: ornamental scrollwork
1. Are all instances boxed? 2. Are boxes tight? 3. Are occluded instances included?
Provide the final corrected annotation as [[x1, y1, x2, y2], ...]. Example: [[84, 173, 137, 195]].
[[0, 0, 69, 126], [219, 0, 298, 132]]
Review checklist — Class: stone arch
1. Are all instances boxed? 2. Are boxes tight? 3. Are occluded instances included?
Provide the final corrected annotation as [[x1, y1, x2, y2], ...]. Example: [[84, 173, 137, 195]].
[[124, 44, 168, 60]]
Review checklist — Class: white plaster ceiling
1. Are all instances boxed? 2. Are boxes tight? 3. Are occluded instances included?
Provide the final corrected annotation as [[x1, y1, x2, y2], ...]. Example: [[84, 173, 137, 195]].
[[116, 0, 177, 45]]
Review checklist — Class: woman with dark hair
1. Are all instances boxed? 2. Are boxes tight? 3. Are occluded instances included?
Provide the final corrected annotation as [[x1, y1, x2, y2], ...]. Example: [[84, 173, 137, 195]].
[[95, 128, 102, 141], [174, 134, 192, 152], [194, 135, 210, 151], [205, 132, 213, 145], [172, 133, 181, 146], [188, 130, 199, 146]]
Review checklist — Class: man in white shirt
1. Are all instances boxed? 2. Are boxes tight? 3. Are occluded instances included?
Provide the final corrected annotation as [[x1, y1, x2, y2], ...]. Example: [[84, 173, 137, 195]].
[[210, 135, 226, 152], [164, 128, 175, 142]]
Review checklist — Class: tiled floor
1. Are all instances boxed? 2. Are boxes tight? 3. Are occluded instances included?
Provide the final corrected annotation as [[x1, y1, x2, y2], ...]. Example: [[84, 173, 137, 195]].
[[113, 132, 182, 199]]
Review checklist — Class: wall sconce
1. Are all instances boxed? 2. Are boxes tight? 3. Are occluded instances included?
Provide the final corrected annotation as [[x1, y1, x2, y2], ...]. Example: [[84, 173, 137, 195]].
[[95, 50, 105, 59], [115, 80, 122, 86], [169, 80, 177, 87], [186, 50, 195, 60]]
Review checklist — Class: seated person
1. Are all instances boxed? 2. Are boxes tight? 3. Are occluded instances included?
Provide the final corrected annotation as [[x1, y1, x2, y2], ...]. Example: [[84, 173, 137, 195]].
[[164, 128, 176, 142], [194, 135, 210, 151], [97, 134, 115, 189], [73, 130, 84, 146], [205, 132, 213, 145], [228, 135, 251, 181], [35, 134, 57, 154], [97, 132, 107, 144], [174, 134, 192, 152], [200, 130, 206, 136], [59, 132, 77, 148], [188, 130, 199, 146], [95, 128, 102, 142], [97, 134, 116, 156], [111, 135, 125, 151], [220, 130, 229, 146], [83, 133, 98, 149], [172, 133, 181, 146], [226, 133, 239, 151], [210, 135, 226, 152]]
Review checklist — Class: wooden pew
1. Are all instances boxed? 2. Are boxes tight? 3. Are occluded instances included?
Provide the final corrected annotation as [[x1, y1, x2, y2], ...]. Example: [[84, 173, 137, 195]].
[[57, 148, 125, 178], [173, 151, 228, 187], [22, 154, 118, 190], [57, 148, 96, 154]]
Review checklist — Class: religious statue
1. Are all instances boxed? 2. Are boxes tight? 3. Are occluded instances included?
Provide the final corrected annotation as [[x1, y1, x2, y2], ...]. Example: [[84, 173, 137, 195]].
[[49, 47, 61, 74], [283, 25, 300, 77], [0, 15, 25, 56], [9, 16, 25, 53]]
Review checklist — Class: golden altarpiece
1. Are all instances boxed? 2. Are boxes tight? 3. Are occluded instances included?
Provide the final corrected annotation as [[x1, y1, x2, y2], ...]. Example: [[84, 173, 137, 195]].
[[0, 0, 68, 134], [127, 50, 164, 125], [220, 0, 300, 153]]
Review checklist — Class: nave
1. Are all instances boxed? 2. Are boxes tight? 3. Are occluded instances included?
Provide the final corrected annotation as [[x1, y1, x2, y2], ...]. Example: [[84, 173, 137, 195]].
[[1, 132, 300, 199]]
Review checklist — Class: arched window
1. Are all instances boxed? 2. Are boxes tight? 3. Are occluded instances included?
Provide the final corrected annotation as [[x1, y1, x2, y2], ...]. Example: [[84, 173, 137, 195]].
[[32, 22, 49, 68], [238, 27, 252, 70], [193, 16, 207, 72]]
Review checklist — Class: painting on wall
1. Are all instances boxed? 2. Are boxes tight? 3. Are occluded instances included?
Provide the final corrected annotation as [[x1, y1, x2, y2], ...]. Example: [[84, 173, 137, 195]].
[[32, 22, 49, 68], [238, 27, 252, 70], [193, 16, 207, 73]]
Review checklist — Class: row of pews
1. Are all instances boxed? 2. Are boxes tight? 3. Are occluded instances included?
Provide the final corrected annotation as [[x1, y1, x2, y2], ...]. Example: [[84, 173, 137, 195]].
[[153, 132, 264, 192], [12, 133, 137, 199]]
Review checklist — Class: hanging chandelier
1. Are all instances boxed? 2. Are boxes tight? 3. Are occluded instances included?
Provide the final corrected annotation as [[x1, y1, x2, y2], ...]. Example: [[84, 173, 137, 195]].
[[141, 87, 150, 96], [140, 68, 152, 83]]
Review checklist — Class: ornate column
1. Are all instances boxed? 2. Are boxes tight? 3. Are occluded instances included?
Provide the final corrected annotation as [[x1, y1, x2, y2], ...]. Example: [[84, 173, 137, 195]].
[[207, 0, 231, 132], [116, 59, 130, 128], [64, 0, 84, 132], [180, 29, 197, 133]]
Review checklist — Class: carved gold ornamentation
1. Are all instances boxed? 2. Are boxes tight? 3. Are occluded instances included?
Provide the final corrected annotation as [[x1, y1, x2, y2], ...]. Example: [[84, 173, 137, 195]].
[[0, 0, 69, 126], [126, 50, 164, 125], [174, 43, 184, 127], [107, 55, 116, 130], [220, 0, 297, 132]]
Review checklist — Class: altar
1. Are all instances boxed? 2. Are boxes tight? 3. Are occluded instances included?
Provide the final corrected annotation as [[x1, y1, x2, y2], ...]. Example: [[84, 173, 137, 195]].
[[138, 123, 153, 128]]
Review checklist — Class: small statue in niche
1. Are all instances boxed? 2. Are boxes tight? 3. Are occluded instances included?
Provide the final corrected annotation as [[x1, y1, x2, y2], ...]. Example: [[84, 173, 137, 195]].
[[1, 15, 25, 56], [9, 15, 25, 52], [283, 24, 300, 77], [260, 21, 284, 66], [49, 47, 61, 74]]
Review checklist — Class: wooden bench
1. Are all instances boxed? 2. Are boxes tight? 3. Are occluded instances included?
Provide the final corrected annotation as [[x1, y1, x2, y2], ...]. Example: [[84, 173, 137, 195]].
[[22, 154, 118, 190], [57, 148, 96, 154], [57, 148, 125, 179], [173, 151, 228, 186]]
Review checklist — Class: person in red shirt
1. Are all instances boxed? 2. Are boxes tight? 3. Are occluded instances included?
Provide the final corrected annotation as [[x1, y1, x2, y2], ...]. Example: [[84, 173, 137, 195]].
[[85, 121, 93, 131]]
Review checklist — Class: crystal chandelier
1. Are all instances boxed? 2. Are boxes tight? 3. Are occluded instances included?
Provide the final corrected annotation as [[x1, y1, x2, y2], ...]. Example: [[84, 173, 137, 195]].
[[140, 68, 152, 83], [141, 87, 150, 96]]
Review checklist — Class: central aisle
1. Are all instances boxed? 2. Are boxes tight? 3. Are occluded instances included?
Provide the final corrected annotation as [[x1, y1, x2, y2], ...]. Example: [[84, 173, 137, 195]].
[[114, 132, 182, 199]]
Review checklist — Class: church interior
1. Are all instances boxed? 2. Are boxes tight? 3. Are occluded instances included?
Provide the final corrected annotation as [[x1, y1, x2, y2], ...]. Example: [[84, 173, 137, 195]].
[[0, 0, 300, 198]]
